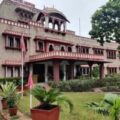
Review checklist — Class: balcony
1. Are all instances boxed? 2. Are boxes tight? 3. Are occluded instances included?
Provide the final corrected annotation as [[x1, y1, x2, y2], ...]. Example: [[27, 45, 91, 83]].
[[29, 51, 105, 62]]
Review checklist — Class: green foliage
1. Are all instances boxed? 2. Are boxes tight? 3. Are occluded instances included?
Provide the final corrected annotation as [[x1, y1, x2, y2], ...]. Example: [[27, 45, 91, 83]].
[[92, 67, 99, 78], [31, 85, 73, 112], [0, 77, 20, 83], [87, 93, 120, 120], [0, 82, 17, 99], [6, 83, 21, 108], [7, 92, 21, 108], [48, 79, 97, 92], [89, 0, 120, 45]]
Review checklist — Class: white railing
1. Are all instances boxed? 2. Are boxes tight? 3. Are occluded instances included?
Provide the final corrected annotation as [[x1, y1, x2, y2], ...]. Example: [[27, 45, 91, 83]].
[[30, 51, 104, 62]]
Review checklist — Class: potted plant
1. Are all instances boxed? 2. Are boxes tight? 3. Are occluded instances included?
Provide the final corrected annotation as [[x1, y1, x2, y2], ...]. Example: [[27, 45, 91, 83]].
[[31, 85, 73, 120], [7, 84, 21, 116], [0, 82, 16, 109]]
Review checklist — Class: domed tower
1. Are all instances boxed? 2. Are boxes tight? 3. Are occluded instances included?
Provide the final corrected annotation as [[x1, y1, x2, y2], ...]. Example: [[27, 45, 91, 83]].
[[37, 7, 69, 33]]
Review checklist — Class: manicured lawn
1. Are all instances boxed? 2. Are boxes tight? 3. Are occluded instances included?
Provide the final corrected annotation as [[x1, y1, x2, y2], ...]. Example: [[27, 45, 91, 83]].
[[18, 92, 109, 120]]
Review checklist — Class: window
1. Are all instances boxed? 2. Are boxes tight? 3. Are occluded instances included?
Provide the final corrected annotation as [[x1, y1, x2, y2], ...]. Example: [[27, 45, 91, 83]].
[[106, 50, 116, 59], [8, 36, 14, 47], [49, 45, 54, 51], [78, 47, 89, 54], [93, 48, 104, 55], [107, 67, 117, 74], [7, 67, 13, 77], [36, 41, 44, 52], [61, 46, 65, 51], [5, 66, 21, 77], [80, 67, 89, 75], [68, 46, 72, 52], [5, 35, 27, 50], [15, 37, 20, 48], [14, 67, 20, 77]]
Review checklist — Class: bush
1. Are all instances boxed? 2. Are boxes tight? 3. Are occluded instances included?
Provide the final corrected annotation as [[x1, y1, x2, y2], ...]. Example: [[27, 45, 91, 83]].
[[48, 74, 120, 92], [48, 79, 97, 92], [0, 77, 28, 87], [0, 77, 20, 84]]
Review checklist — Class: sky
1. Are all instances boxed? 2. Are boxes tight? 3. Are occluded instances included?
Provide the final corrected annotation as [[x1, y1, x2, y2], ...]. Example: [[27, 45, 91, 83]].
[[1, 0, 108, 37]]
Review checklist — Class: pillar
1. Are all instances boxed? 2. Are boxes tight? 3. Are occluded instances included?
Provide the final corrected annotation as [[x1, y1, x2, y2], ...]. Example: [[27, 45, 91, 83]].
[[13, 67, 15, 77], [74, 64, 77, 78], [53, 61, 60, 83], [99, 63, 104, 79], [63, 22, 66, 32], [58, 20, 61, 31], [88, 62, 93, 78], [69, 62, 74, 80], [63, 64, 66, 81], [45, 63, 48, 83], [44, 16, 49, 28]]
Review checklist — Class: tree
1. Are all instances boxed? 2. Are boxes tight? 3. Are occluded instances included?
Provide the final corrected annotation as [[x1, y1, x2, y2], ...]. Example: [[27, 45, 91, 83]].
[[89, 0, 120, 45]]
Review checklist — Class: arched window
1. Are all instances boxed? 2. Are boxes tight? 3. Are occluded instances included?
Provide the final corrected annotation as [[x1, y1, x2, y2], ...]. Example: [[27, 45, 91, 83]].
[[61, 46, 65, 51], [49, 22, 53, 29], [61, 23, 64, 32], [68, 46, 72, 52], [54, 24, 58, 30], [49, 45, 54, 51]]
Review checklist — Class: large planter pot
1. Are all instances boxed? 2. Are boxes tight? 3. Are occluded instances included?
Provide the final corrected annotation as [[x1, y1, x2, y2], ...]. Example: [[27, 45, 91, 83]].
[[31, 105, 60, 120], [8, 106, 17, 116], [1, 98, 8, 109]]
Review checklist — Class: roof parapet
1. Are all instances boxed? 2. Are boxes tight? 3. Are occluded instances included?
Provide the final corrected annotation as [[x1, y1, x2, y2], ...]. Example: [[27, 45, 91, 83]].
[[10, 0, 35, 8]]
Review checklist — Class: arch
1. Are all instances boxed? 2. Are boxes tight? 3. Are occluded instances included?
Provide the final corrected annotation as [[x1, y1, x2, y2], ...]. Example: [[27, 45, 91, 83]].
[[37, 12, 45, 21], [61, 23, 64, 32], [61, 46, 65, 51], [54, 24, 58, 30], [49, 22, 53, 29], [68, 46, 72, 52], [49, 44, 54, 51]]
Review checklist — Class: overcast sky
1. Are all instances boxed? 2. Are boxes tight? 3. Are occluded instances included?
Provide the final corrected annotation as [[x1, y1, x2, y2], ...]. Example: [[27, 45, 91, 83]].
[[1, 0, 108, 37]]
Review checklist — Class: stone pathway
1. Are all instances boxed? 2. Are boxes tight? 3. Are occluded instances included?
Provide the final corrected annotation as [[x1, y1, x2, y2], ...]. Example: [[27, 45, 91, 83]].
[[2, 110, 31, 120], [93, 87, 103, 92]]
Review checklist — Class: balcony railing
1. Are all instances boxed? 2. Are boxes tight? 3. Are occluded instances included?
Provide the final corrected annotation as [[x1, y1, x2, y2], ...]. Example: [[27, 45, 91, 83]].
[[29, 51, 105, 62]]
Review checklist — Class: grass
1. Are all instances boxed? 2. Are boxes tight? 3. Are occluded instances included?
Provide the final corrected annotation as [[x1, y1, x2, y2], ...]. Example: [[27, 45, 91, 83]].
[[18, 92, 109, 120]]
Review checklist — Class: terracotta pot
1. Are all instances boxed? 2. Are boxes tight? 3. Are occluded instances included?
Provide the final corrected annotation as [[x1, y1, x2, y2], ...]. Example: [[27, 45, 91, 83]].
[[31, 105, 60, 120], [8, 106, 17, 116], [1, 98, 8, 109]]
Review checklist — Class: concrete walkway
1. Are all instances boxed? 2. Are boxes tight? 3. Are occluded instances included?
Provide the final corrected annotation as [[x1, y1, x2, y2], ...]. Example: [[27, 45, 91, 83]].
[[2, 110, 31, 120]]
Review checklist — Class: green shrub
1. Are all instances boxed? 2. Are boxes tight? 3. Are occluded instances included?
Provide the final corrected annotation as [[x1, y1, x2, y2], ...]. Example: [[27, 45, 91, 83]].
[[48, 79, 97, 92], [0, 77, 27, 87]]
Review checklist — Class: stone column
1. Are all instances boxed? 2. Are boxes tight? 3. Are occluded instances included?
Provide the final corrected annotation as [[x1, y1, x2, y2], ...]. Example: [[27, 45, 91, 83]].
[[45, 63, 48, 83], [99, 63, 104, 79], [13, 67, 15, 77], [74, 64, 77, 78], [58, 20, 61, 31], [53, 61, 60, 83], [88, 62, 93, 78], [52, 18, 55, 30], [63, 22, 66, 32], [63, 64, 66, 81], [69, 62, 74, 80], [44, 16, 49, 28]]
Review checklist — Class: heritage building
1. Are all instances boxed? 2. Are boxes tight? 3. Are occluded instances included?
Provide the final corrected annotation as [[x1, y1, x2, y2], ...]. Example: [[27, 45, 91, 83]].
[[0, 0, 120, 83]]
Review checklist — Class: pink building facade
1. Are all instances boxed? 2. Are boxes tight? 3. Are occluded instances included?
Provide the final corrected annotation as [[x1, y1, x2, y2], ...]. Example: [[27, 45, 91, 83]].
[[0, 0, 120, 83]]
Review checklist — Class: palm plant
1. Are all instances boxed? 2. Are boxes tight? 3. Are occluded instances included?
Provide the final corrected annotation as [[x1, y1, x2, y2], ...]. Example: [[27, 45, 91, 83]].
[[87, 93, 120, 120], [31, 85, 73, 113], [0, 82, 17, 99]]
